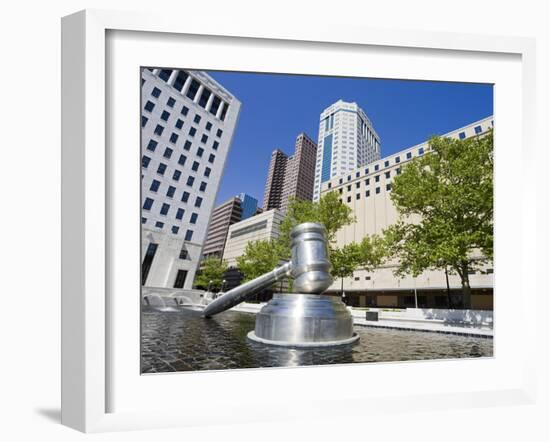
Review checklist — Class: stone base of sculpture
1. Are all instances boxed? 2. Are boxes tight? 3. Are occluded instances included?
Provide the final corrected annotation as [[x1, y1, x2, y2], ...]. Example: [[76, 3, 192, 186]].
[[247, 293, 359, 347]]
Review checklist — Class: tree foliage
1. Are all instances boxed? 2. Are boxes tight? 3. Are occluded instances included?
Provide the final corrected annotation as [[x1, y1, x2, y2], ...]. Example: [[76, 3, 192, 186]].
[[236, 239, 286, 282], [194, 257, 228, 291], [384, 131, 493, 306]]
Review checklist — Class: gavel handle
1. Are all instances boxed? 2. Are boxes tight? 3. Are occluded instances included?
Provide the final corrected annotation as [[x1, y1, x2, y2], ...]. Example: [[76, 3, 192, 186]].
[[203, 262, 292, 317]]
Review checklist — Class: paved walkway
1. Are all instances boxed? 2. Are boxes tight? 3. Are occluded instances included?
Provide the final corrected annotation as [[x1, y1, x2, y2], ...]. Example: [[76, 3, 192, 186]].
[[231, 303, 493, 338]]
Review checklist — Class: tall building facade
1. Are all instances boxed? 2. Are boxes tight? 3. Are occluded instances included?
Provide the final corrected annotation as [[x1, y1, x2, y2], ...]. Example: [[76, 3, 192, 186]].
[[140, 68, 241, 289], [313, 100, 381, 201], [263, 149, 288, 211], [237, 193, 259, 220], [201, 197, 243, 260], [280, 133, 318, 212], [263, 133, 317, 212], [320, 116, 494, 309]]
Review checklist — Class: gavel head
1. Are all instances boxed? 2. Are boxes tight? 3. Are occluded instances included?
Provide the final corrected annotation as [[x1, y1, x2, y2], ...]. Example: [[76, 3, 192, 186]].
[[289, 222, 333, 294]]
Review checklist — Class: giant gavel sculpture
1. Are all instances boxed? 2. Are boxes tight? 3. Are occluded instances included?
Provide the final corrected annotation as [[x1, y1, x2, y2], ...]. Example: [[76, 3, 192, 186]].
[[203, 222, 359, 347]]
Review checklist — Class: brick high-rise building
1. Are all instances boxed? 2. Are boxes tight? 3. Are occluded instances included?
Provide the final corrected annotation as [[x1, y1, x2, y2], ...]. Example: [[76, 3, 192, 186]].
[[280, 133, 317, 212], [263, 149, 288, 211], [262, 133, 317, 212]]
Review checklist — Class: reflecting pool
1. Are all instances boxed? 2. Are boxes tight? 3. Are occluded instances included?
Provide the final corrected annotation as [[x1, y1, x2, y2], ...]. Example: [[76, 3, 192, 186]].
[[141, 308, 493, 373]]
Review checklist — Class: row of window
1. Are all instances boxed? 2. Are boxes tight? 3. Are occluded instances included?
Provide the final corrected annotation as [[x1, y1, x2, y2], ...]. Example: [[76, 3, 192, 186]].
[[340, 184, 393, 203], [142, 217, 195, 241], [329, 168, 401, 190], [149, 70, 228, 121], [143, 193, 203, 212], [143, 100, 224, 137]]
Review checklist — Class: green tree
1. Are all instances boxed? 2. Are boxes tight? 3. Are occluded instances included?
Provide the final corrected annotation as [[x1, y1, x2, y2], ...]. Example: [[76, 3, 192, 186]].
[[384, 131, 493, 307], [236, 239, 285, 282], [330, 243, 362, 295], [193, 257, 228, 291], [279, 192, 356, 256]]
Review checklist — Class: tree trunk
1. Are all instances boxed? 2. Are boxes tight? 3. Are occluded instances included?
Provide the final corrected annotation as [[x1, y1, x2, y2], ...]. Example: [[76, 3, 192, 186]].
[[459, 263, 472, 309]]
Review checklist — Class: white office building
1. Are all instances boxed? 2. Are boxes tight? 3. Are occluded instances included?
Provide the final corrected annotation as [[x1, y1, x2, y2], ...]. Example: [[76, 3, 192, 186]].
[[320, 116, 494, 309], [313, 100, 381, 201], [222, 209, 285, 267], [141, 68, 241, 289]]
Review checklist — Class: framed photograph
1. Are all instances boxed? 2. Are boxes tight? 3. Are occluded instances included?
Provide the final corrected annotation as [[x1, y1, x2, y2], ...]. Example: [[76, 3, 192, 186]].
[[61, 9, 537, 433]]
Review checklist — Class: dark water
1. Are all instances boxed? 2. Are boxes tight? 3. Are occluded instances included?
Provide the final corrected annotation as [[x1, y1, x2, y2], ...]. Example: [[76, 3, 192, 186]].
[[141, 308, 493, 373]]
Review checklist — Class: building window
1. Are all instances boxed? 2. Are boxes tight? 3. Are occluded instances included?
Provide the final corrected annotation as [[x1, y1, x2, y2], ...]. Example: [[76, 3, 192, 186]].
[[141, 116, 148, 127], [375, 175, 380, 182], [386, 183, 392, 191], [395, 156, 400, 163], [459, 132, 466, 140], [198, 88, 211, 108], [347, 185, 351, 192], [160, 203, 170, 215], [144, 101, 155, 112], [157, 163, 167, 175], [155, 221, 164, 229], [173, 71, 189, 92], [376, 187, 380, 194], [169, 133, 179, 143], [154, 124, 164, 136], [406, 152, 412, 159], [199, 181, 207, 192], [339, 189, 343, 194], [141, 217, 147, 224], [161, 110, 170, 121], [151, 87, 161, 98], [179, 248, 188, 259], [190, 213, 198, 224], [195, 197, 203, 208], [197, 147, 204, 157], [206, 122, 212, 131], [192, 161, 199, 171], [143, 198, 154, 210], [204, 167, 211, 177], [364, 168, 369, 174], [396, 168, 401, 175], [201, 134, 208, 144], [178, 154, 187, 166], [166, 186, 176, 198], [181, 191, 190, 203], [185, 230, 194, 241], [173, 170, 181, 181], [356, 193, 360, 200], [210, 96, 222, 116], [149, 179, 160, 192], [347, 175, 351, 181], [216, 128, 223, 138], [208, 154, 215, 163], [146, 139, 158, 151], [166, 97, 176, 108], [385, 171, 390, 179], [171, 226, 179, 234], [365, 190, 370, 198], [163, 147, 173, 159], [176, 208, 185, 220], [374, 164, 379, 171], [347, 196, 351, 203], [158, 69, 172, 82], [175, 119, 184, 129], [181, 105, 189, 116], [365, 178, 370, 185], [212, 141, 219, 150], [189, 127, 197, 137], [194, 114, 201, 124], [220, 103, 228, 121], [186, 176, 195, 187], [384, 160, 389, 167], [328, 182, 332, 189], [186, 79, 201, 100], [141, 156, 151, 168]]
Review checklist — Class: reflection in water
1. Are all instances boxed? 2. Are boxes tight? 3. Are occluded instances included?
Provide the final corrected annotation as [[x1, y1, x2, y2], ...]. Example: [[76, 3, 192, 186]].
[[141, 308, 493, 373]]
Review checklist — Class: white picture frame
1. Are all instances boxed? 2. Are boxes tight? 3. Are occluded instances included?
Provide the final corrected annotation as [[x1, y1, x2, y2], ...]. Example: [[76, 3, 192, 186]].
[[61, 9, 537, 433]]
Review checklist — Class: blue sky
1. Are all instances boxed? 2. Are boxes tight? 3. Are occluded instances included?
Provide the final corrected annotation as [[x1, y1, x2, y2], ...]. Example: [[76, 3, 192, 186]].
[[207, 71, 493, 206]]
